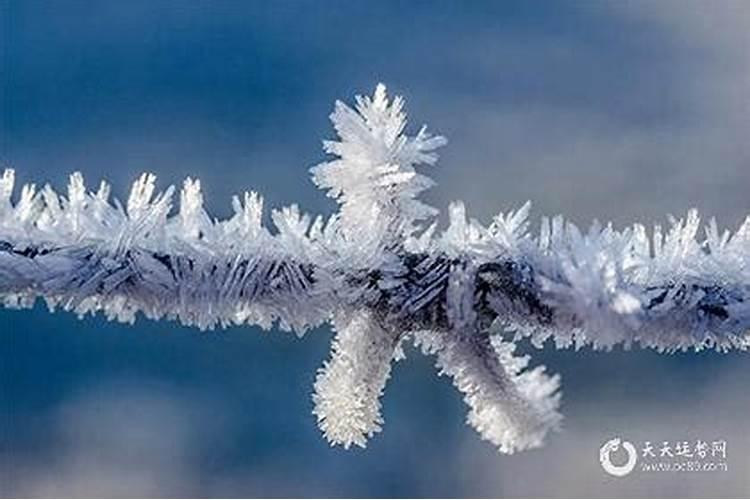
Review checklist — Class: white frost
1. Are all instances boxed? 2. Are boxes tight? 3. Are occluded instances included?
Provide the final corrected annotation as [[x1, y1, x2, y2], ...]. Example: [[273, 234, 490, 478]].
[[1, 84, 747, 453]]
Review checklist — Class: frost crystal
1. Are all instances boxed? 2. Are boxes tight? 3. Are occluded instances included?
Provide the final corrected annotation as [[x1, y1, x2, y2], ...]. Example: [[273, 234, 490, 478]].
[[1, 85, 748, 453]]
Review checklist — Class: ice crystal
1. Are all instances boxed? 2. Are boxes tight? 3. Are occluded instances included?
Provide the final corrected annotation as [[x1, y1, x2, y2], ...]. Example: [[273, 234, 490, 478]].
[[1, 85, 748, 453]]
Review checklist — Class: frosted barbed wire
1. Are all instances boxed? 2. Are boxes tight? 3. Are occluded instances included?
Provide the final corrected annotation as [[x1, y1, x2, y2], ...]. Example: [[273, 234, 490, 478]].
[[1, 84, 748, 454]]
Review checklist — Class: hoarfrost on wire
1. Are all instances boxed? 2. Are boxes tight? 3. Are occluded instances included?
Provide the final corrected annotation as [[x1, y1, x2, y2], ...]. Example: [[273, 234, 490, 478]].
[[0, 84, 748, 454]]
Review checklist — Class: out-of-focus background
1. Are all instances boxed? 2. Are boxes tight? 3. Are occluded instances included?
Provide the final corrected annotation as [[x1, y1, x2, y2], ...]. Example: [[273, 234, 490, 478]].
[[1, 1, 748, 497]]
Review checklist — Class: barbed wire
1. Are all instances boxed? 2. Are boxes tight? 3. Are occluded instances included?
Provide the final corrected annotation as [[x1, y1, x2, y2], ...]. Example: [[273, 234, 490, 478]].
[[1, 85, 747, 453]]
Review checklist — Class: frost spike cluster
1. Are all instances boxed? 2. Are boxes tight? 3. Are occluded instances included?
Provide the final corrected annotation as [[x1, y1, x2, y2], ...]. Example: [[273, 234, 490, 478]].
[[1, 85, 748, 454]]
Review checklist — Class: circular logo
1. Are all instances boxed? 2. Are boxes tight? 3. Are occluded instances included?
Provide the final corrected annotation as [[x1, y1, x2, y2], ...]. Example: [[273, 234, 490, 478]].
[[599, 437, 637, 477]]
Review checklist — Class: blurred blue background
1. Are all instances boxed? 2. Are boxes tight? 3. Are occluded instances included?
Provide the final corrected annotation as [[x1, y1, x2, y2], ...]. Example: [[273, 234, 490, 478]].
[[1, 1, 748, 497]]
